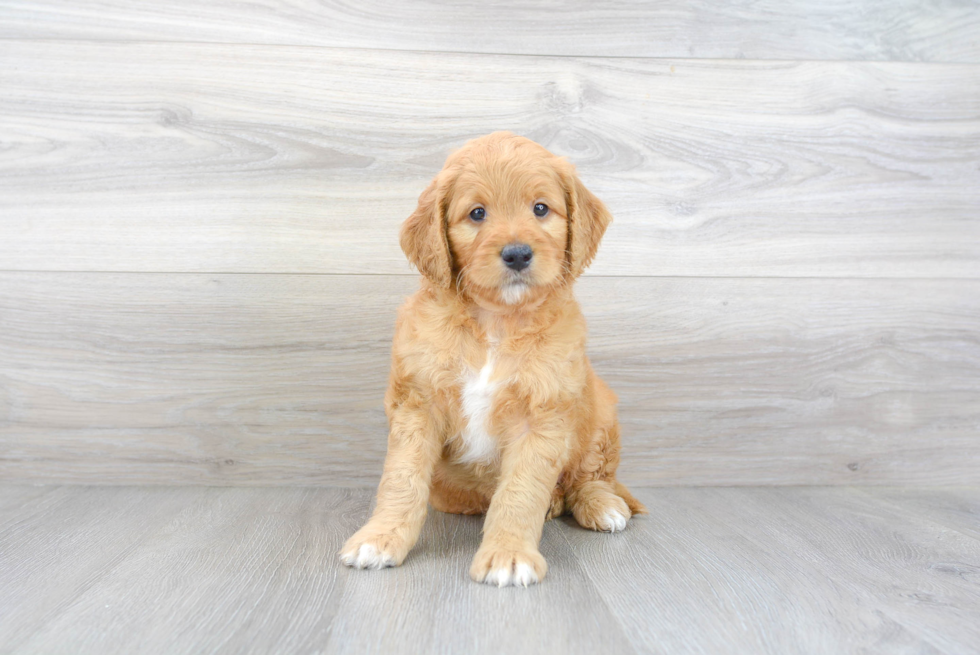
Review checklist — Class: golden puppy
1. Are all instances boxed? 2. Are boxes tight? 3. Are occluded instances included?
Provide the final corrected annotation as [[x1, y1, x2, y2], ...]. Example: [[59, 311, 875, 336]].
[[340, 131, 644, 587]]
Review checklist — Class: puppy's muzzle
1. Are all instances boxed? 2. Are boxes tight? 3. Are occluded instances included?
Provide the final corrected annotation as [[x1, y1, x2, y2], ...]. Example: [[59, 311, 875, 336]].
[[501, 243, 533, 272]]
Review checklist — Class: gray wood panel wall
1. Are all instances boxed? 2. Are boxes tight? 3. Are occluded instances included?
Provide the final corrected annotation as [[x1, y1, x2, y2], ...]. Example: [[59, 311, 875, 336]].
[[1, 2, 978, 486]]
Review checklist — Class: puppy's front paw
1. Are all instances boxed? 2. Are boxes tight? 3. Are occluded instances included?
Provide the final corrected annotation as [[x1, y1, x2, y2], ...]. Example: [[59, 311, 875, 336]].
[[469, 545, 547, 587], [339, 527, 409, 570]]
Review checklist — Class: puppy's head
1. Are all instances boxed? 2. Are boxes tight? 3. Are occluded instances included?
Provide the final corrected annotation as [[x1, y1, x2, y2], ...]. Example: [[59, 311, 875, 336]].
[[400, 132, 611, 306]]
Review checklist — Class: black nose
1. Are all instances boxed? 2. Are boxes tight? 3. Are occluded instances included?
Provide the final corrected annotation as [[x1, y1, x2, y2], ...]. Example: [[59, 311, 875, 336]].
[[501, 243, 533, 271]]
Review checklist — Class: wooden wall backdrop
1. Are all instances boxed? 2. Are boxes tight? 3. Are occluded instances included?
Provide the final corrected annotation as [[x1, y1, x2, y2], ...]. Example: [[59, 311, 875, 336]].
[[0, 1, 978, 486]]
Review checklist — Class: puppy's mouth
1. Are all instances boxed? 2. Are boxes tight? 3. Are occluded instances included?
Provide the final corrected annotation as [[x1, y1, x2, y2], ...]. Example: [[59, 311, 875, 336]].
[[498, 275, 530, 305]]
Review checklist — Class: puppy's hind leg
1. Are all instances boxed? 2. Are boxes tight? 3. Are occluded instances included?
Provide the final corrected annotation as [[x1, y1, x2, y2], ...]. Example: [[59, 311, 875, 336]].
[[569, 383, 646, 531], [545, 482, 567, 521]]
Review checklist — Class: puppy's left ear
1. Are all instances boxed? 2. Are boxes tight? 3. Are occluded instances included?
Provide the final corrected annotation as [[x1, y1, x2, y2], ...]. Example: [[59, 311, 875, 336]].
[[560, 161, 612, 278], [400, 170, 454, 288]]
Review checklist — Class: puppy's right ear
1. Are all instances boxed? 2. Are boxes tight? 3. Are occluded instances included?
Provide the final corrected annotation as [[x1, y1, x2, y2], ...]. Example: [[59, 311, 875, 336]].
[[400, 171, 453, 288]]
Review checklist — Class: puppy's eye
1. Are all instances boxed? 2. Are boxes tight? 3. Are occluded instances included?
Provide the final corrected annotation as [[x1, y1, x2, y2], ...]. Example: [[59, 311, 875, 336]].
[[533, 203, 549, 217], [469, 207, 486, 222]]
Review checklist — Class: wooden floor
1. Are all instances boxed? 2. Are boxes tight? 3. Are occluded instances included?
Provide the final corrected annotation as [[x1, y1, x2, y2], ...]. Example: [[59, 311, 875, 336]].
[[1, 485, 978, 655]]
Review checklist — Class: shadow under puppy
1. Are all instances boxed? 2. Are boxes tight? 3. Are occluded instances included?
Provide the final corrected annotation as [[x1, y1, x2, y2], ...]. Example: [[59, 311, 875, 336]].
[[340, 131, 645, 587]]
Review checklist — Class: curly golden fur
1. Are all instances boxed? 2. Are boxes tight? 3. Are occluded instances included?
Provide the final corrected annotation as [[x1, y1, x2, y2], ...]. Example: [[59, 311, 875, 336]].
[[340, 132, 644, 587]]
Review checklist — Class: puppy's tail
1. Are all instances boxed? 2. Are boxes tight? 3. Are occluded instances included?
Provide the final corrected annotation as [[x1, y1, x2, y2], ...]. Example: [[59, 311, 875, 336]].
[[614, 480, 648, 516]]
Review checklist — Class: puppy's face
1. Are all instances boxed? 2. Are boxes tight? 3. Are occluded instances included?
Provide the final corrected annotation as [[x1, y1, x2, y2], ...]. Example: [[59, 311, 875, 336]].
[[445, 143, 568, 305], [400, 132, 611, 306]]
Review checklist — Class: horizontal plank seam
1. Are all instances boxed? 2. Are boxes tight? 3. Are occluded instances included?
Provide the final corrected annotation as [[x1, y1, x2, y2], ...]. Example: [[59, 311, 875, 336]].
[[1, 36, 978, 66], [5, 481, 978, 490], [4, 484, 980, 492], [1, 270, 978, 282]]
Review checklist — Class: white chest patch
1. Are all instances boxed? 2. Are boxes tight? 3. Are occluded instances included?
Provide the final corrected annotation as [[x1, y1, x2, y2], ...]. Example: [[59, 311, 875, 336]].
[[456, 354, 501, 465]]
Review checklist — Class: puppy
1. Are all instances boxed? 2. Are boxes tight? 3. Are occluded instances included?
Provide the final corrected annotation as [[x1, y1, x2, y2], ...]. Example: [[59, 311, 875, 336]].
[[340, 131, 645, 587]]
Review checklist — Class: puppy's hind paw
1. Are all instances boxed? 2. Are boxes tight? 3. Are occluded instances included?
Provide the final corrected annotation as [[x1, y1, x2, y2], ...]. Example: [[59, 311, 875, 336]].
[[597, 505, 630, 532], [572, 487, 633, 533]]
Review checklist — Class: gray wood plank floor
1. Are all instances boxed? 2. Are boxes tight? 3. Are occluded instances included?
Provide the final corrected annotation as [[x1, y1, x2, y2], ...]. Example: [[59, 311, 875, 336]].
[[1, 485, 978, 655]]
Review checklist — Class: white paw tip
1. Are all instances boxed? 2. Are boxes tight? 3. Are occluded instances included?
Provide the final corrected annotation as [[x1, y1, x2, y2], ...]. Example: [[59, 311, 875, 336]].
[[340, 543, 395, 570], [482, 562, 539, 588], [513, 562, 538, 587], [601, 508, 629, 533]]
